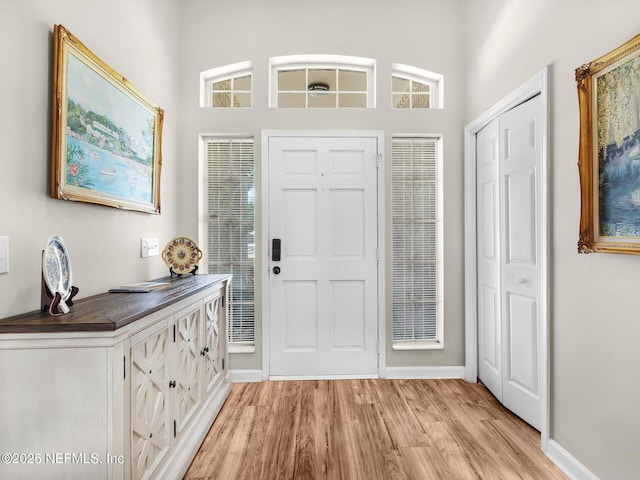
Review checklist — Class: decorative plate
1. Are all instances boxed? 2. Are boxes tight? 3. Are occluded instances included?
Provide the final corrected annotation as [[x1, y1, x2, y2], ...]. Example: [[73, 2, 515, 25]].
[[43, 235, 73, 301], [162, 236, 202, 275]]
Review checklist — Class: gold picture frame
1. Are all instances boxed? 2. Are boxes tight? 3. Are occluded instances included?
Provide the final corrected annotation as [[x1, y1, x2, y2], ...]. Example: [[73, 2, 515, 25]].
[[576, 33, 640, 254], [51, 24, 163, 214]]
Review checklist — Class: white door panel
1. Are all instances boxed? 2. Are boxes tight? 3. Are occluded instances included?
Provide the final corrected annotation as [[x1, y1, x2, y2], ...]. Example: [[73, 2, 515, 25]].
[[481, 182, 498, 260], [269, 135, 379, 377], [330, 189, 365, 258], [504, 170, 537, 265], [282, 280, 318, 350], [481, 284, 500, 371], [506, 293, 538, 393], [284, 189, 318, 257], [331, 280, 366, 349]]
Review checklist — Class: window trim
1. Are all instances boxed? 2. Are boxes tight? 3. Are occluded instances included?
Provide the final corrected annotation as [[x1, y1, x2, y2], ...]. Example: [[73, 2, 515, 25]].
[[391, 134, 444, 350], [199, 61, 253, 108], [269, 54, 376, 108], [392, 63, 444, 109]]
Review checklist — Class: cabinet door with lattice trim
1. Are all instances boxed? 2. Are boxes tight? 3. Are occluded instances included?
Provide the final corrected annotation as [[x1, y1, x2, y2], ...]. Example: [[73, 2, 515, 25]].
[[203, 292, 225, 395], [174, 303, 203, 437], [130, 321, 171, 480]]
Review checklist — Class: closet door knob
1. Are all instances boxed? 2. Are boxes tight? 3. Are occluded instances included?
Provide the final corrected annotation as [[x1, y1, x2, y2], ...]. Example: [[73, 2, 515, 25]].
[[516, 277, 526, 285]]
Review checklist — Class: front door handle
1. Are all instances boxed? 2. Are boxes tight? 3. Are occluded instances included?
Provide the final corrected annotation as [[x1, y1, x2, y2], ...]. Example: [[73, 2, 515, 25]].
[[272, 266, 281, 275]]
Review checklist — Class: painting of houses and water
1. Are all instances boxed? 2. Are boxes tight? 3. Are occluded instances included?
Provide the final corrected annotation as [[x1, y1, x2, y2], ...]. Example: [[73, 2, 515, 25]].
[[597, 52, 640, 237], [64, 51, 156, 205]]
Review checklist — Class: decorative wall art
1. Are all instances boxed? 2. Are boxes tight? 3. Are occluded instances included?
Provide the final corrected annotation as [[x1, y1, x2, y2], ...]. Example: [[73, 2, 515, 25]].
[[577, 33, 640, 254], [51, 24, 163, 214]]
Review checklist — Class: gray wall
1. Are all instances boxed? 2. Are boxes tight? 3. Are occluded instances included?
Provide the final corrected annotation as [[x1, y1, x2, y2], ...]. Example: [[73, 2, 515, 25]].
[[0, 0, 182, 319], [177, 0, 467, 371], [464, 1, 640, 478]]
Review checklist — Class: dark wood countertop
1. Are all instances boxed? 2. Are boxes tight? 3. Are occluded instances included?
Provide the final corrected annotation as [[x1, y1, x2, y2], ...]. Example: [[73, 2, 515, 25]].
[[0, 274, 231, 334]]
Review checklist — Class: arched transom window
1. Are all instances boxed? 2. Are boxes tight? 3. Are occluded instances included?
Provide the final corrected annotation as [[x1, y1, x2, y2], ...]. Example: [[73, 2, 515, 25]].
[[392, 63, 444, 109], [200, 61, 253, 108], [269, 55, 376, 108], [200, 59, 443, 110]]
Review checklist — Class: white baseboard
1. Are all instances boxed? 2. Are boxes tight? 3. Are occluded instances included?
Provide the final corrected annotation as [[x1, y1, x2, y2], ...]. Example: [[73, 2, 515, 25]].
[[545, 439, 600, 480], [269, 374, 379, 381], [229, 369, 263, 383], [383, 366, 465, 379], [230, 366, 466, 382]]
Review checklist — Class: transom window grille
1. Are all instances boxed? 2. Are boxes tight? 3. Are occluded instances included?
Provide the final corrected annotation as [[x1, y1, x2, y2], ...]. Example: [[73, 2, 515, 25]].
[[203, 138, 255, 348], [392, 136, 443, 349], [392, 64, 443, 109], [392, 76, 431, 108], [200, 61, 252, 108], [270, 55, 375, 108]]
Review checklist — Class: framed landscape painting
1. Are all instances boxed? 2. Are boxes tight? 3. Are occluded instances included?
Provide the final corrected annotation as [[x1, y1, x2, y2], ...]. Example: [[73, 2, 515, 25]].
[[577, 33, 640, 254], [51, 24, 163, 214]]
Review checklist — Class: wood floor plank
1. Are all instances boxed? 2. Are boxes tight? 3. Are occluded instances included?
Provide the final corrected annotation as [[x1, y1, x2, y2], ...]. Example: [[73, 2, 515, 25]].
[[185, 385, 245, 477], [258, 381, 300, 480], [293, 381, 328, 480], [370, 380, 432, 448], [183, 379, 568, 480], [485, 418, 568, 480], [235, 405, 272, 480], [215, 405, 256, 480]]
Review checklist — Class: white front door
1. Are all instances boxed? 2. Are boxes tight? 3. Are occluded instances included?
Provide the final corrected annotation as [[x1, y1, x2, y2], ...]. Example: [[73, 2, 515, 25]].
[[268, 135, 379, 377], [477, 95, 543, 430]]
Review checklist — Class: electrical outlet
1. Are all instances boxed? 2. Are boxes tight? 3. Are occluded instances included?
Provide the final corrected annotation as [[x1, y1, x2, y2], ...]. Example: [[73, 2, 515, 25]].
[[0, 236, 8, 274], [140, 238, 159, 258]]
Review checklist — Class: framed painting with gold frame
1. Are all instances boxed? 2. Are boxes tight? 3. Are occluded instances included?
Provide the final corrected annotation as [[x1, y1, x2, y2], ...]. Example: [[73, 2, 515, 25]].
[[51, 24, 163, 214], [577, 33, 640, 254]]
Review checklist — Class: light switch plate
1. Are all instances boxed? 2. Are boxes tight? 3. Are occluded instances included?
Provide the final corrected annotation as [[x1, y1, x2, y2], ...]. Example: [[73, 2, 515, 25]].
[[0, 236, 8, 274], [140, 238, 160, 258]]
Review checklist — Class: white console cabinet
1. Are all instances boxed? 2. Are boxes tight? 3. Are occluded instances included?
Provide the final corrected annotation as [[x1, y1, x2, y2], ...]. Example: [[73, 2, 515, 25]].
[[0, 274, 232, 480]]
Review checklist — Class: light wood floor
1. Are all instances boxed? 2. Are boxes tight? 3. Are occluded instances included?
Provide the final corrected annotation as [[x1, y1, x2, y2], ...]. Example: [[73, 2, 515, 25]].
[[184, 379, 567, 480]]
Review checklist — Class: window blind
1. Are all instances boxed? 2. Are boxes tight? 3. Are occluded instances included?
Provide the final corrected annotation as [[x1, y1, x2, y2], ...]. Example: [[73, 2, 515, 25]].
[[392, 138, 439, 343], [205, 139, 255, 345]]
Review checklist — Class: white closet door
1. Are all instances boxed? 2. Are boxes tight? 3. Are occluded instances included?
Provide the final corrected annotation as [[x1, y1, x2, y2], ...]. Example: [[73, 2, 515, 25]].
[[477, 118, 502, 401], [477, 94, 542, 430], [499, 95, 542, 430]]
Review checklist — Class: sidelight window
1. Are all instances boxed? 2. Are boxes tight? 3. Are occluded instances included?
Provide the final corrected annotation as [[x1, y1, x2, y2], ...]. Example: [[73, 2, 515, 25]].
[[202, 137, 255, 351], [391, 136, 443, 349]]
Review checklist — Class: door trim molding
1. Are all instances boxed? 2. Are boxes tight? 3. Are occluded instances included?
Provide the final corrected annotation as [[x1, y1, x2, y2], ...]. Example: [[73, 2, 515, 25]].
[[260, 130, 386, 380], [463, 67, 550, 449]]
